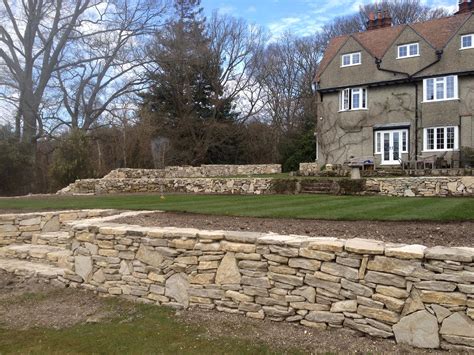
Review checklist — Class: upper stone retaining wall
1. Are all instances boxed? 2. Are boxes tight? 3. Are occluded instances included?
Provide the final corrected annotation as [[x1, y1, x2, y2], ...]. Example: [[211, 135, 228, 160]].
[[366, 177, 474, 197], [105, 164, 281, 179], [0, 210, 118, 246]]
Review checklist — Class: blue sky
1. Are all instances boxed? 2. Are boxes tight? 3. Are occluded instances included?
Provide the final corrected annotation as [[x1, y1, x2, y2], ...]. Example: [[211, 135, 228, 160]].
[[201, 0, 458, 39]]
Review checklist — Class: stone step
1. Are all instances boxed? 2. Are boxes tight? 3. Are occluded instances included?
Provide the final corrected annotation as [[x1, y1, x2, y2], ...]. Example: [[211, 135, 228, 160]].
[[32, 231, 72, 247], [0, 257, 67, 279], [0, 244, 73, 270]]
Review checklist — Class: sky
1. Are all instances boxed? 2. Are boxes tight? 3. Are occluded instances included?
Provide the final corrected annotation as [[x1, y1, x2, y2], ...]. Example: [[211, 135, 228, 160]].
[[201, 0, 459, 39]]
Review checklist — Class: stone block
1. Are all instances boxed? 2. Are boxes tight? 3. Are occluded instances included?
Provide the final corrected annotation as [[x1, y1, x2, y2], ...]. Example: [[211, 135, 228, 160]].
[[440, 312, 474, 338], [215, 252, 241, 285], [306, 311, 344, 324], [299, 248, 335, 261], [221, 241, 255, 254], [269, 272, 303, 286], [420, 291, 467, 306], [365, 271, 406, 288], [357, 305, 400, 324], [321, 262, 358, 281], [425, 246, 473, 263], [385, 244, 426, 259], [341, 278, 373, 297], [393, 310, 439, 349], [288, 258, 321, 271], [375, 285, 409, 299], [345, 238, 384, 255], [307, 238, 345, 252], [330, 300, 357, 313]]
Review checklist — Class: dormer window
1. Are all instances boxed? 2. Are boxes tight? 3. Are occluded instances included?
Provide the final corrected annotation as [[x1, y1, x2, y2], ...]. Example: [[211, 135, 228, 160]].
[[341, 52, 361, 67], [461, 34, 474, 49], [397, 43, 419, 59]]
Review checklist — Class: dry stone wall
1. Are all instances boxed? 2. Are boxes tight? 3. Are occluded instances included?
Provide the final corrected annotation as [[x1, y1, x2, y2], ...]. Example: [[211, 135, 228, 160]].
[[60, 178, 273, 195], [0, 210, 117, 246], [366, 176, 474, 197], [1, 210, 473, 350], [61, 216, 474, 349], [105, 164, 281, 179]]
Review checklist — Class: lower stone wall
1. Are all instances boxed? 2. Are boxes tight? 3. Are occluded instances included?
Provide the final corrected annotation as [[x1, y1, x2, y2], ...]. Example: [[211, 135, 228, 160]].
[[366, 176, 474, 197], [1, 211, 473, 350], [63, 218, 472, 350], [0, 210, 117, 246], [60, 178, 273, 195]]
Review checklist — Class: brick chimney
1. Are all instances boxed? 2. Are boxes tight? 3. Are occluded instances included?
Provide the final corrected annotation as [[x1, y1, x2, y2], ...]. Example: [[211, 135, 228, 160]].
[[456, 0, 473, 14], [367, 9, 392, 30]]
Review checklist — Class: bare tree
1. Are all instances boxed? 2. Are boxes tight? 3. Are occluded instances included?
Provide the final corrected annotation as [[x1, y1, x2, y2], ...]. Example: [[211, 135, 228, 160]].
[[255, 33, 324, 133], [207, 13, 266, 123], [321, 0, 451, 43], [47, 0, 167, 133], [0, 0, 166, 158], [359, 0, 451, 26]]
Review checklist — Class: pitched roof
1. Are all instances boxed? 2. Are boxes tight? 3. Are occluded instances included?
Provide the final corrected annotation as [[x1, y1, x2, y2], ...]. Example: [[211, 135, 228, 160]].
[[315, 12, 472, 82]]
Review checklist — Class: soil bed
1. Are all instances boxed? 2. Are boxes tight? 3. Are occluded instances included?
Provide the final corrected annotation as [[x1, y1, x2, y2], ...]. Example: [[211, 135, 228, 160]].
[[117, 212, 474, 247]]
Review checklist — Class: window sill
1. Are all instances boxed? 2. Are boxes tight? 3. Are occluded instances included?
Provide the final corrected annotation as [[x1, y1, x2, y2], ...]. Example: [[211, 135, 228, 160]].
[[338, 108, 368, 112], [421, 98, 460, 103], [422, 149, 459, 153], [396, 54, 420, 59], [340, 63, 361, 68], [460, 47, 474, 51]]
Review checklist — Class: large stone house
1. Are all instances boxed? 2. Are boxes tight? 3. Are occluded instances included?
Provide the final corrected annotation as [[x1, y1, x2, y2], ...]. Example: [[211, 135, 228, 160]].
[[314, 1, 474, 169]]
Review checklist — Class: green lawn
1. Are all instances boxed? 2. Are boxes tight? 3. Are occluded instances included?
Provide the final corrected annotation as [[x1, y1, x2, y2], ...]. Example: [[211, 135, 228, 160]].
[[0, 303, 280, 354], [0, 194, 473, 221]]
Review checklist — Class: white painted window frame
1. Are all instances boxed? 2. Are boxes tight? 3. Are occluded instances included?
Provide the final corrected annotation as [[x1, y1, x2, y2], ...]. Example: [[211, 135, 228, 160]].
[[339, 87, 367, 111], [423, 126, 459, 152], [461, 34, 474, 50], [397, 42, 419, 59], [423, 75, 459, 102], [341, 52, 361, 67]]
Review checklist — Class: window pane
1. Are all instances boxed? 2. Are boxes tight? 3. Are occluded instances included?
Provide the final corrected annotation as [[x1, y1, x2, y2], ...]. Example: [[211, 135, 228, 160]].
[[436, 81, 445, 100], [409, 44, 418, 56], [402, 131, 407, 152], [427, 128, 434, 150], [446, 76, 455, 98], [343, 55, 350, 66], [426, 79, 434, 100], [399, 46, 407, 57], [436, 128, 445, 150], [362, 89, 367, 108], [352, 90, 360, 109], [393, 132, 400, 161], [376, 132, 381, 153], [447, 127, 455, 149], [463, 35, 472, 48], [343, 89, 350, 110], [352, 53, 360, 64]]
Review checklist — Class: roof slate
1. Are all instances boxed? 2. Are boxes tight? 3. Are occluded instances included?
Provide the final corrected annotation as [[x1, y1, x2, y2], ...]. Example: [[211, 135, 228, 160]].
[[316, 13, 472, 82]]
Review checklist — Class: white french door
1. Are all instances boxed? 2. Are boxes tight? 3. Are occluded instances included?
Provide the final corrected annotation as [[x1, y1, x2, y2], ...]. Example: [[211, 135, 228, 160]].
[[376, 129, 408, 165]]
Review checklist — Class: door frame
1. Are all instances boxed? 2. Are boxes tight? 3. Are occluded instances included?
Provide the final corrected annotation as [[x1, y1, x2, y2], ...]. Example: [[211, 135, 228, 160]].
[[374, 128, 409, 165]]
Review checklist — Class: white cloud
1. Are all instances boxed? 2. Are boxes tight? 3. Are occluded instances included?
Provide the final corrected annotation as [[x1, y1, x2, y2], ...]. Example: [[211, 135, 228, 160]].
[[247, 5, 257, 13]]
